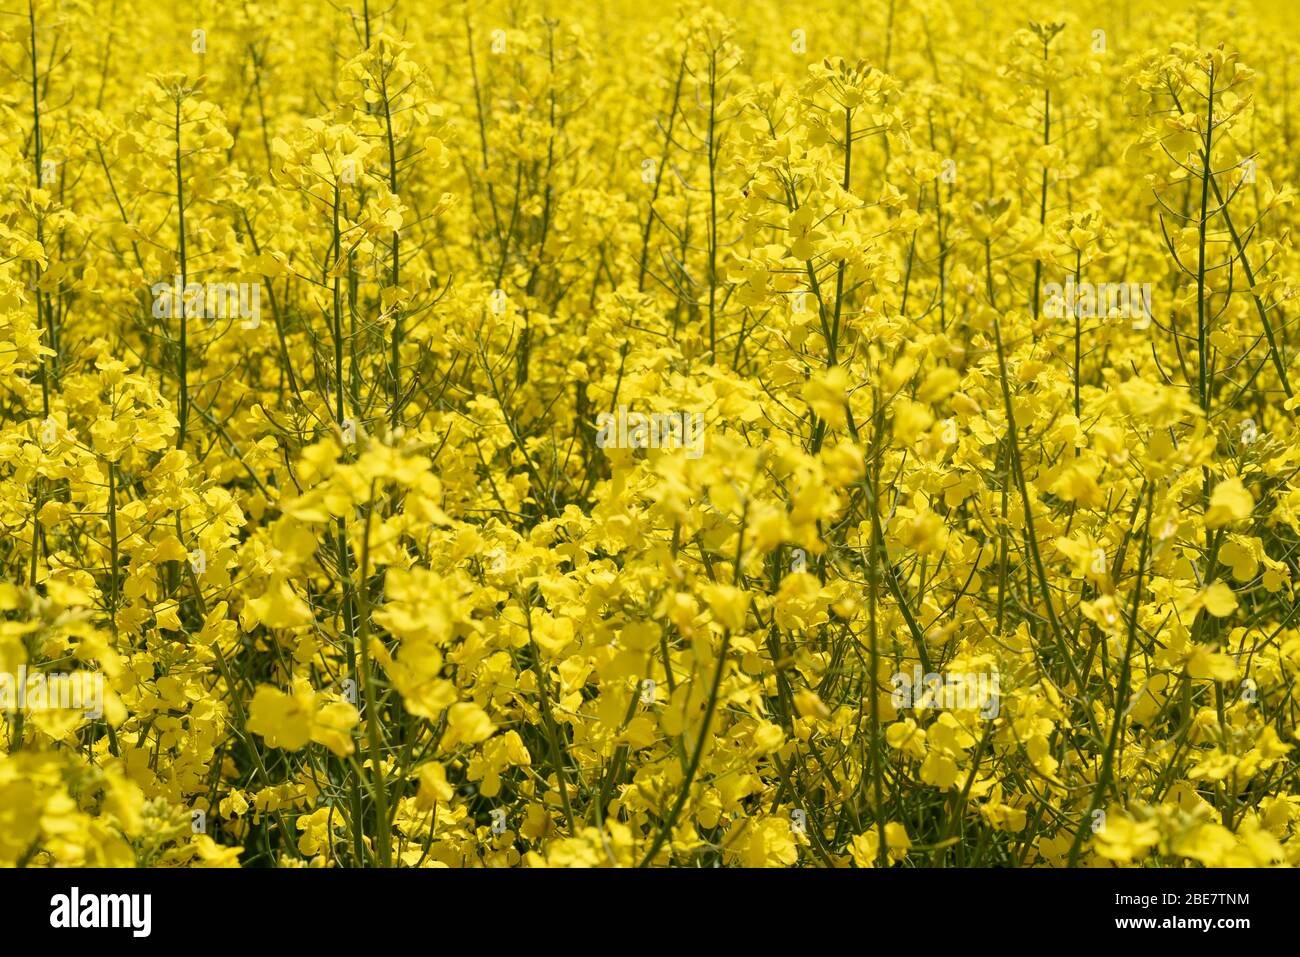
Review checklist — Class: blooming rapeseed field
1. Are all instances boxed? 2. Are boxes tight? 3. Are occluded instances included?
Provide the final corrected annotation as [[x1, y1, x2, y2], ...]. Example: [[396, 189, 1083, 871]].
[[2, 0, 1300, 869]]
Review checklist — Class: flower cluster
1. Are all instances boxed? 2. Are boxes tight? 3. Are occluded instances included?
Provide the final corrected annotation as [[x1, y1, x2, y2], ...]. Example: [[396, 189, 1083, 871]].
[[1, 0, 1299, 868]]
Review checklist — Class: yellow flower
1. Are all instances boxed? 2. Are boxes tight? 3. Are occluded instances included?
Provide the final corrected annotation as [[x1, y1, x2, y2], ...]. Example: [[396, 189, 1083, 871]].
[[802, 366, 851, 430], [247, 684, 359, 757], [1092, 813, 1159, 862], [1205, 478, 1255, 528], [848, 823, 911, 867], [444, 702, 496, 748]]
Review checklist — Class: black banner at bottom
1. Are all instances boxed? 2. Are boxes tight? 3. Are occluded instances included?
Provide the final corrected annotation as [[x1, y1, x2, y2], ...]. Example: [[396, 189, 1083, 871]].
[[0, 866, 1281, 945]]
